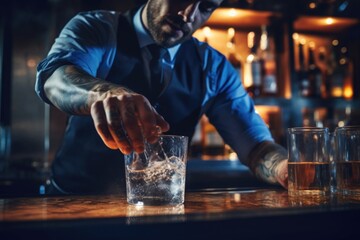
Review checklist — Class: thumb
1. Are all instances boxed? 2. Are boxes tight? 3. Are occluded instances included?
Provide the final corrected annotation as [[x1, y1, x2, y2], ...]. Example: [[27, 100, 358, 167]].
[[275, 159, 288, 189]]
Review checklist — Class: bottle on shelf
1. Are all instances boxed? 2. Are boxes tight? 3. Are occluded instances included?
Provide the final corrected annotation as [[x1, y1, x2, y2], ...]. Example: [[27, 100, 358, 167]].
[[317, 46, 329, 98], [342, 65, 354, 99], [339, 46, 353, 99], [189, 121, 203, 158], [259, 25, 278, 96], [244, 31, 262, 97], [297, 41, 311, 97], [226, 28, 243, 84], [326, 46, 343, 98], [327, 40, 352, 98], [200, 116, 226, 159], [307, 43, 324, 98], [198, 27, 227, 159]]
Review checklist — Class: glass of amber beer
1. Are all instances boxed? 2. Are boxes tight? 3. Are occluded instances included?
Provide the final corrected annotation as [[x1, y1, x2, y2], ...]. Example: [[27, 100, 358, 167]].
[[334, 126, 360, 196], [287, 127, 331, 196]]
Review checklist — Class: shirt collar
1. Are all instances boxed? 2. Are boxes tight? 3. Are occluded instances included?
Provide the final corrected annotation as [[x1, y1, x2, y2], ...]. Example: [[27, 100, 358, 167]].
[[133, 5, 180, 61]]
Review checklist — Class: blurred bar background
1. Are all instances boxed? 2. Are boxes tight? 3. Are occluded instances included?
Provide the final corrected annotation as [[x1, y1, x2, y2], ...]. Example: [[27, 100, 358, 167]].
[[0, 0, 359, 196]]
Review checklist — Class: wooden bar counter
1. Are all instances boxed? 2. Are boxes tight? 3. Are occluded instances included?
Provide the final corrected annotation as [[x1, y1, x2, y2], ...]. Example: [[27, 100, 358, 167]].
[[1, 188, 360, 239]]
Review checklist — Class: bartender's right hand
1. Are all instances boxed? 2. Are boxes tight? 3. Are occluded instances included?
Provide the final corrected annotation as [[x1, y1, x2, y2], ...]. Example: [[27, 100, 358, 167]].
[[90, 91, 170, 154]]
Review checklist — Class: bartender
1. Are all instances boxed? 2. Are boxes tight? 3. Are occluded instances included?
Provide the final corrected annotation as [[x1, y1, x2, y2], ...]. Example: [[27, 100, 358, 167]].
[[35, 0, 288, 195]]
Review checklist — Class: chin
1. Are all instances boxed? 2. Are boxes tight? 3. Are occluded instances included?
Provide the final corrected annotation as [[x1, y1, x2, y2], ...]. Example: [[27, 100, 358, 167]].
[[165, 34, 192, 47]]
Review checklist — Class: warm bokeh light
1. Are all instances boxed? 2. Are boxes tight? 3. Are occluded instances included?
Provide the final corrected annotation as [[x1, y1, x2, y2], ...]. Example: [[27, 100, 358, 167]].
[[294, 16, 358, 33], [338, 121, 345, 127], [26, 58, 37, 68], [292, 33, 299, 40], [254, 106, 281, 127], [331, 87, 343, 98], [309, 41, 315, 49], [332, 39, 339, 46], [309, 2, 316, 9], [227, 28, 235, 49], [203, 26, 212, 38], [206, 8, 275, 28], [228, 8, 237, 17], [229, 152, 238, 161], [325, 17, 334, 25], [247, 31, 255, 49], [233, 193, 241, 202], [343, 86, 353, 99], [227, 27, 235, 38]]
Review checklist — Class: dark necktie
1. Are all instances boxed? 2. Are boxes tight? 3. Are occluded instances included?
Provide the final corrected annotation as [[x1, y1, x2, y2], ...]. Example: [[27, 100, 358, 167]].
[[147, 44, 167, 98]]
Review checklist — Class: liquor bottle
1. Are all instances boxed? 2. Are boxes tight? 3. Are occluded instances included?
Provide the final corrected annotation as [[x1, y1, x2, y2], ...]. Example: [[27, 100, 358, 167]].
[[297, 42, 311, 97], [189, 121, 203, 158], [317, 47, 328, 98], [200, 116, 225, 159], [244, 31, 262, 97], [199, 27, 226, 159], [307, 44, 323, 97], [259, 25, 277, 96], [342, 49, 354, 99], [226, 28, 243, 84], [326, 44, 344, 98], [329, 45, 354, 99]]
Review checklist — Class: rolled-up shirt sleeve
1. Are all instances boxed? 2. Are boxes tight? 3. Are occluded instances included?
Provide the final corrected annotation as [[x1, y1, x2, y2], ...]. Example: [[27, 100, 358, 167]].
[[202, 45, 273, 165], [35, 11, 118, 104]]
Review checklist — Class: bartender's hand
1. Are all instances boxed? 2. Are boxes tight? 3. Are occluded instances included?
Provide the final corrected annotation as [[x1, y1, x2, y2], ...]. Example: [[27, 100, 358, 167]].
[[273, 159, 288, 189], [44, 65, 169, 155], [90, 91, 170, 155], [249, 141, 288, 189]]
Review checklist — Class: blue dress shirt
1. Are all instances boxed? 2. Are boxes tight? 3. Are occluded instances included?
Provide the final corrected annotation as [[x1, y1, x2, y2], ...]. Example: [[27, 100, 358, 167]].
[[35, 7, 273, 167]]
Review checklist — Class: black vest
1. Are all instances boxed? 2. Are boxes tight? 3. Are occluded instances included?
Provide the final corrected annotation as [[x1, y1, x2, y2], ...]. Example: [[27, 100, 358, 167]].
[[51, 10, 205, 194]]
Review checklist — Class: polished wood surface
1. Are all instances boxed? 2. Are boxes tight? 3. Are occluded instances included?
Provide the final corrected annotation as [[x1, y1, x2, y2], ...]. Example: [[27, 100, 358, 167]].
[[0, 189, 358, 221], [1, 189, 360, 239]]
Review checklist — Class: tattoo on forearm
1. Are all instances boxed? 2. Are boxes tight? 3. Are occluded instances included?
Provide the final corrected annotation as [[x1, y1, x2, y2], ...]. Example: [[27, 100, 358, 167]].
[[249, 142, 287, 184], [60, 67, 93, 114], [255, 152, 284, 184], [45, 65, 128, 115]]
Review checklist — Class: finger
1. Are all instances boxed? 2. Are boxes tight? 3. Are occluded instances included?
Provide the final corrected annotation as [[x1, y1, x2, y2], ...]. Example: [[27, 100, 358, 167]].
[[154, 112, 170, 132], [118, 95, 145, 153], [104, 97, 133, 154], [147, 111, 170, 143], [90, 101, 118, 149], [132, 95, 160, 143]]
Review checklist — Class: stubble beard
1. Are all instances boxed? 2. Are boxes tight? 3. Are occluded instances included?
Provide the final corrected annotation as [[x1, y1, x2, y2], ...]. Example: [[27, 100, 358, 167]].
[[146, 5, 192, 48]]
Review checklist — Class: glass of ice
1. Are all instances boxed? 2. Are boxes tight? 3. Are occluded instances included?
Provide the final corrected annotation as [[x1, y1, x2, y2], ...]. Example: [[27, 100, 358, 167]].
[[287, 127, 331, 197], [124, 135, 188, 206]]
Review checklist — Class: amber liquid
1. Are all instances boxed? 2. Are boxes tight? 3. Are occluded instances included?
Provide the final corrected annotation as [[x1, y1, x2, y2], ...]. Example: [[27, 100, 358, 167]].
[[336, 161, 360, 195], [288, 162, 330, 196]]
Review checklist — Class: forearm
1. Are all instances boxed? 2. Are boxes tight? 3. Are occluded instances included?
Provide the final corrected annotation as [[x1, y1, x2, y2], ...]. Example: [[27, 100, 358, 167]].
[[44, 65, 130, 115], [248, 141, 288, 185]]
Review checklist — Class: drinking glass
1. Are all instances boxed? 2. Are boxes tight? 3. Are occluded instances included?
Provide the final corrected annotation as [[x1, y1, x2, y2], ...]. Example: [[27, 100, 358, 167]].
[[124, 135, 188, 206], [334, 126, 360, 196], [287, 127, 331, 196]]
